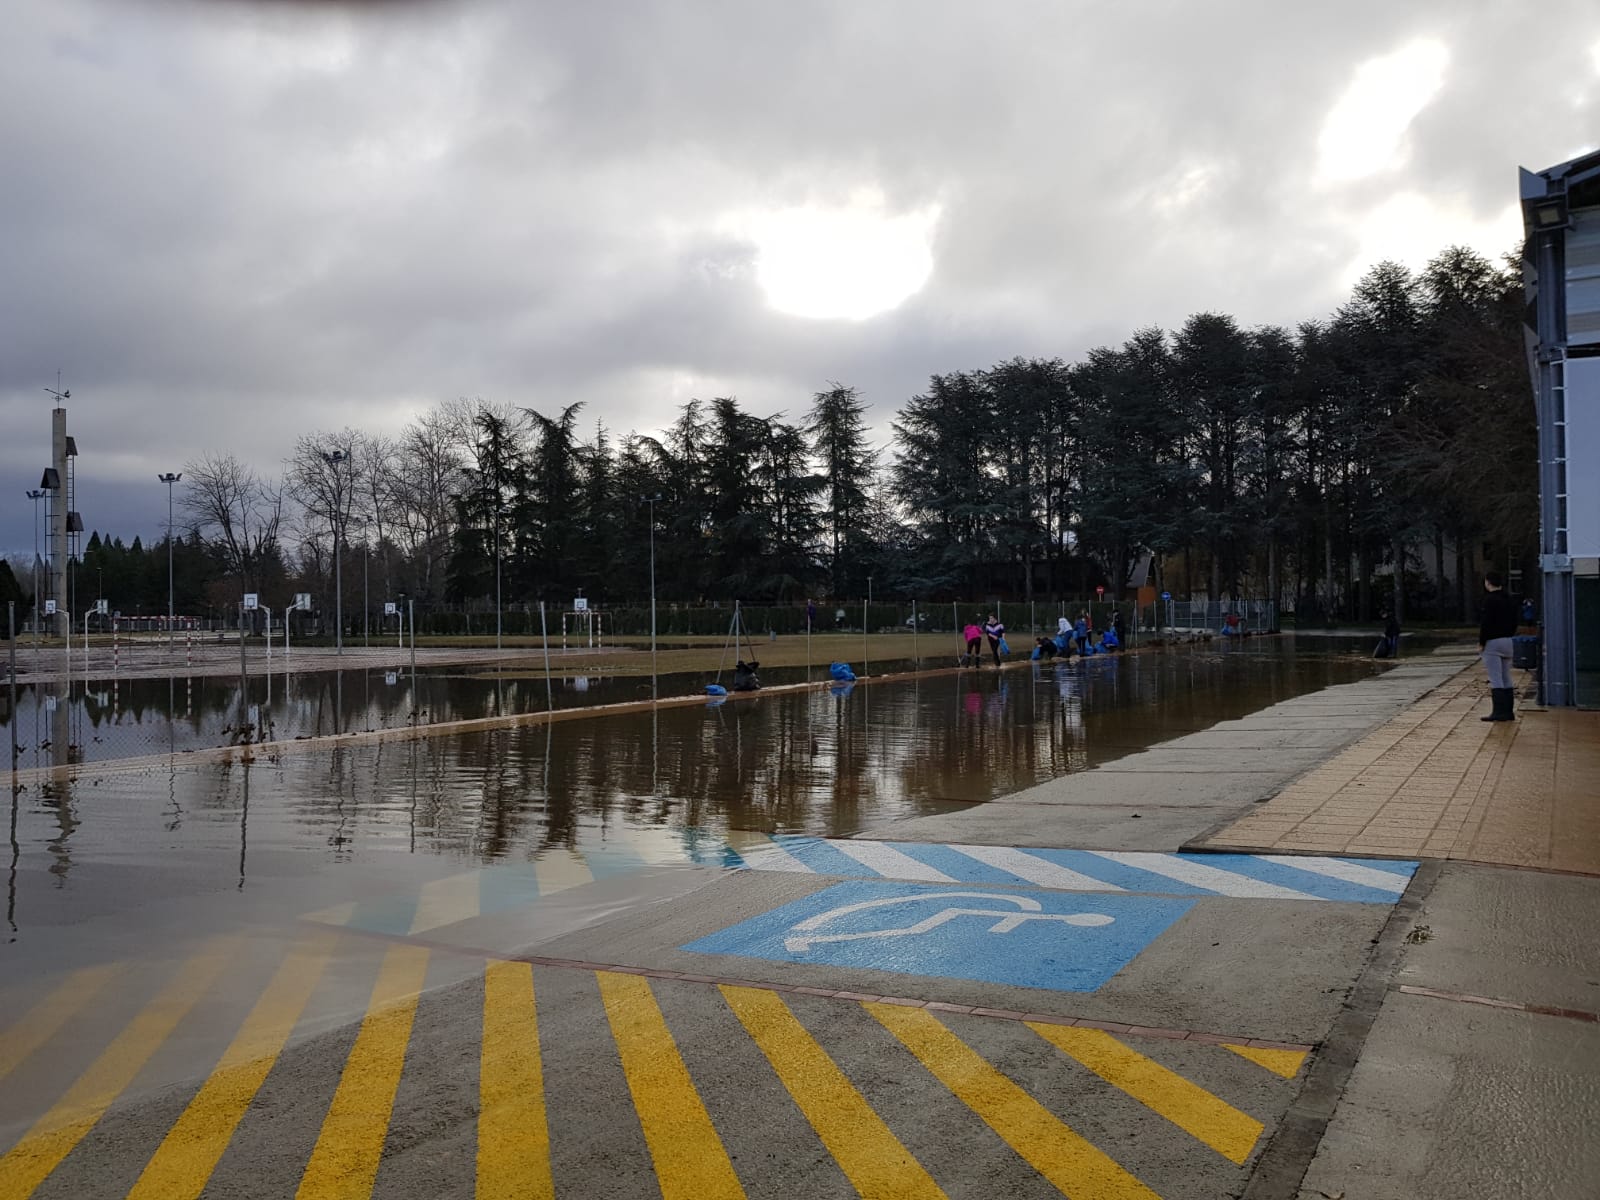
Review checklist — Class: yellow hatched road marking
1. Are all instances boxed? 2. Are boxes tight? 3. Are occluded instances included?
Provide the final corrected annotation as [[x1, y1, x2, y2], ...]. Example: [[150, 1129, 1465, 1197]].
[[296, 944, 430, 1200], [866, 1004, 1160, 1200], [409, 872, 482, 934], [596, 971, 745, 1200], [1222, 1044, 1308, 1080], [721, 986, 948, 1200], [127, 932, 339, 1200], [1027, 1025, 1263, 1165], [530, 850, 594, 895], [0, 963, 121, 1082], [0, 937, 239, 1200], [477, 961, 553, 1200]]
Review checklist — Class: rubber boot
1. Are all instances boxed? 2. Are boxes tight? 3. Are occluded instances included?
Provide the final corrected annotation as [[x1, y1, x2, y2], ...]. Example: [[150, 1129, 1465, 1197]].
[[1480, 687, 1514, 722], [1497, 687, 1516, 722]]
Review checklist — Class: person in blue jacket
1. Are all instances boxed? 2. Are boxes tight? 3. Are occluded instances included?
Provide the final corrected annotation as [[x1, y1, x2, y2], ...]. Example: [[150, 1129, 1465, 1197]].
[[1073, 611, 1089, 655]]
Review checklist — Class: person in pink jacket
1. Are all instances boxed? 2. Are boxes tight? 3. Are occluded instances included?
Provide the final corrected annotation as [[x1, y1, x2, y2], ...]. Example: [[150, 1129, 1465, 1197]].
[[963, 620, 984, 666]]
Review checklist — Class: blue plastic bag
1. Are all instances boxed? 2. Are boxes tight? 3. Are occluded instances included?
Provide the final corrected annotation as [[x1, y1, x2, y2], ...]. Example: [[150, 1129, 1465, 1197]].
[[997, 636, 1010, 655], [705, 684, 727, 696], [829, 662, 856, 682]]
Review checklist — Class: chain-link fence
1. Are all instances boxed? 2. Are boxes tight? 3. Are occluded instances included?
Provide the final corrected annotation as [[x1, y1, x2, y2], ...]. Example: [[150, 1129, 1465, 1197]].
[[4, 595, 1280, 769]]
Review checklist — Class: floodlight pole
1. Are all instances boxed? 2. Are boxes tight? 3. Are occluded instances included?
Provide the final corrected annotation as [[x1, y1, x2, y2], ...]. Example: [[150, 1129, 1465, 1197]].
[[159, 473, 181, 649], [643, 494, 662, 700], [25, 489, 44, 643], [494, 504, 503, 654]]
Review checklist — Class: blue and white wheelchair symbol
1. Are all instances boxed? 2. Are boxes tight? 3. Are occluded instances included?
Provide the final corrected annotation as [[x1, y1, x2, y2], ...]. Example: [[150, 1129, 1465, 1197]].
[[782, 890, 1114, 952], [683, 880, 1194, 992]]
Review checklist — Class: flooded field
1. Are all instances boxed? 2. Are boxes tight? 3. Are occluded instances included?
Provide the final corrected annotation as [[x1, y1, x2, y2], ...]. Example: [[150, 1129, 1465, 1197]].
[[2, 642, 1391, 946]]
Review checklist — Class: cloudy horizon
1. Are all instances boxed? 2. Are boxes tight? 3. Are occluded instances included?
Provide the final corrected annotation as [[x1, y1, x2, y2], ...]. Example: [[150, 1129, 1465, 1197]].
[[4, 0, 1597, 556]]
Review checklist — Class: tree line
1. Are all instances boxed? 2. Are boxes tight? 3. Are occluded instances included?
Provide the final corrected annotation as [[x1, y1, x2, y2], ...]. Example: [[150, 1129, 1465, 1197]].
[[6, 244, 1535, 633]]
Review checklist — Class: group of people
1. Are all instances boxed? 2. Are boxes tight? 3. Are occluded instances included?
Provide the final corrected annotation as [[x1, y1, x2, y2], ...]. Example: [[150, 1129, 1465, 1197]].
[[1036, 609, 1122, 660], [959, 609, 1123, 666]]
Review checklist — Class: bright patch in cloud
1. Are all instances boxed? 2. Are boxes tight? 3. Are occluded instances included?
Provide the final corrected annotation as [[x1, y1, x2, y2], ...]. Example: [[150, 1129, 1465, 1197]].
[[1317, 39, 1449, 183], [1342, 191, 1521, 288], [1153, 164, 1218, 214], [740, 194, 939, 321]]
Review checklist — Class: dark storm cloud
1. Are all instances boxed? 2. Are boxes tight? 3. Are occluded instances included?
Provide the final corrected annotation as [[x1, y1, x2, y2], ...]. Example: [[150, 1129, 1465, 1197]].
[[3, 0, 1597, 552]]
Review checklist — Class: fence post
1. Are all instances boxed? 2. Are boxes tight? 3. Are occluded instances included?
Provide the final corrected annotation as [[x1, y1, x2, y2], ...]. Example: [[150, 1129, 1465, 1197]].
[[8, 602, 16, 776]]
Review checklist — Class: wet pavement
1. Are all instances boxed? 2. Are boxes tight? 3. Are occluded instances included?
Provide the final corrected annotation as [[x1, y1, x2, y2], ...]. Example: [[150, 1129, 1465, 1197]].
[[3, 644, 1492, 1199]]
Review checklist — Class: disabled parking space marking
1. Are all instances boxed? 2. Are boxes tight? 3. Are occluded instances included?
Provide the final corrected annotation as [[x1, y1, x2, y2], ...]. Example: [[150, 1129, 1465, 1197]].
[[731, 835, 1417, 903], [683, 881, 1193, 992]]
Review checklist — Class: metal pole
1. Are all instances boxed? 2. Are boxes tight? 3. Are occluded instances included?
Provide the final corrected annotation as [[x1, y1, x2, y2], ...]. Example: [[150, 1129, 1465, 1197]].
[[363, 537, 369, 649], [911, 599, 919, 666], [409, 598, 416, 675], [8, 602, 16, 780], [539, 601, 553, 712], [334, 515, 342, 657], [167, 477, 175, 647], [495, 509, 503, 654], [1533, 224, 1574, 706], [323, 448, 346, 657], [862, 578, 871, 678], [646, 496, 659, 701]]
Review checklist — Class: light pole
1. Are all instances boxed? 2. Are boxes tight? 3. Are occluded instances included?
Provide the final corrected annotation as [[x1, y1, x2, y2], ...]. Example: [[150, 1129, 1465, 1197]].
[[321, 449, 348, 655], [25, 489, 44, 638], [642, 494, 662, 700], [362, 521, 370, 649], [158, 472, 182, 646], [494, 501, 506, 653]]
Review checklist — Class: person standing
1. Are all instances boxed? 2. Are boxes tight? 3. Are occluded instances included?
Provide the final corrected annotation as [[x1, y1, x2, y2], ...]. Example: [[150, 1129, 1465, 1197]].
[[1479, 571, 1519, 722], [963, 619, 984, 666], [1073, 611, 1089, 656], [983, 613, 1006, 666]]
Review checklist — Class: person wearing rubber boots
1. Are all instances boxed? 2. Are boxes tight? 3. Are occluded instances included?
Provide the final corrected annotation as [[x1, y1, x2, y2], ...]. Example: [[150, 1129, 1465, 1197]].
[[1478, 571, 1519, 722]]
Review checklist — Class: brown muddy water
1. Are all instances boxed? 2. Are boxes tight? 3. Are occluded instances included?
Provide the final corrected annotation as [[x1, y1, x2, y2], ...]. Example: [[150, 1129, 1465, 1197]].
[[1, 642, 1390, 947]]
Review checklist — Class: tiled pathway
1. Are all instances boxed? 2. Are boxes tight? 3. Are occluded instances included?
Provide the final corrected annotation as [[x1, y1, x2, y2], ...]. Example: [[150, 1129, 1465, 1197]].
[[1197, 664, 1600, 874]]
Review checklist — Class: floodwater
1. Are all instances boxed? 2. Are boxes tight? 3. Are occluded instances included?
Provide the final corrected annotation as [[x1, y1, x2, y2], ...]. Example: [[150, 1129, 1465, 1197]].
[[3, 642, 1386, 947]]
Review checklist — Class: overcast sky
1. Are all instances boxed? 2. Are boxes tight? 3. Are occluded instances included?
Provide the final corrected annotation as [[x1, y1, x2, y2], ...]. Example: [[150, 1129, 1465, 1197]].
[[3, 0, 1598, 557]]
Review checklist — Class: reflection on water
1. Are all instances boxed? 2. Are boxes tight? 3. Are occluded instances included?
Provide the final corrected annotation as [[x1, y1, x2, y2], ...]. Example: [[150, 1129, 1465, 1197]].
[[3, 646, 1385, 946]]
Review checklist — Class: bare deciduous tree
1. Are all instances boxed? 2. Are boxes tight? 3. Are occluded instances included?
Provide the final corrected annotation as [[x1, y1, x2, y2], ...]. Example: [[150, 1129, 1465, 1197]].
[[180, 452, 283, 593]]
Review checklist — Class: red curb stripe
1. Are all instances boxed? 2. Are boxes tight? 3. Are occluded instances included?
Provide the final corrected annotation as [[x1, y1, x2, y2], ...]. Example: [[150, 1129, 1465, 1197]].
[[1398, 984, 1600, 1023]]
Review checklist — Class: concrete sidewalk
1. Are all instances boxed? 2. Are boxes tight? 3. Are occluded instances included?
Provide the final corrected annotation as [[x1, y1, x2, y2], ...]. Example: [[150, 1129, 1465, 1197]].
[[1196, 662, 1600, 872], [1193, 658, 1600, 1200]]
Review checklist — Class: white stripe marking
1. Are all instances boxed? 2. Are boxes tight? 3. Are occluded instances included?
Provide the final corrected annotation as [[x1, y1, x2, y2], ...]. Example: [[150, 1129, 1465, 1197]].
[[948, 844, 1125, 892], [736, 845, 817, 873], [828, 840, 956, 882], [1254, 855, 1410, 894], [1086, 851, 1320, 900]]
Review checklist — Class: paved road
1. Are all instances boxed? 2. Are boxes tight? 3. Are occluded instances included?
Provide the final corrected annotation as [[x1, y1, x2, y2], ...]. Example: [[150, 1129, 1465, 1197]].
[[0, 653, 1473, 1198]]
